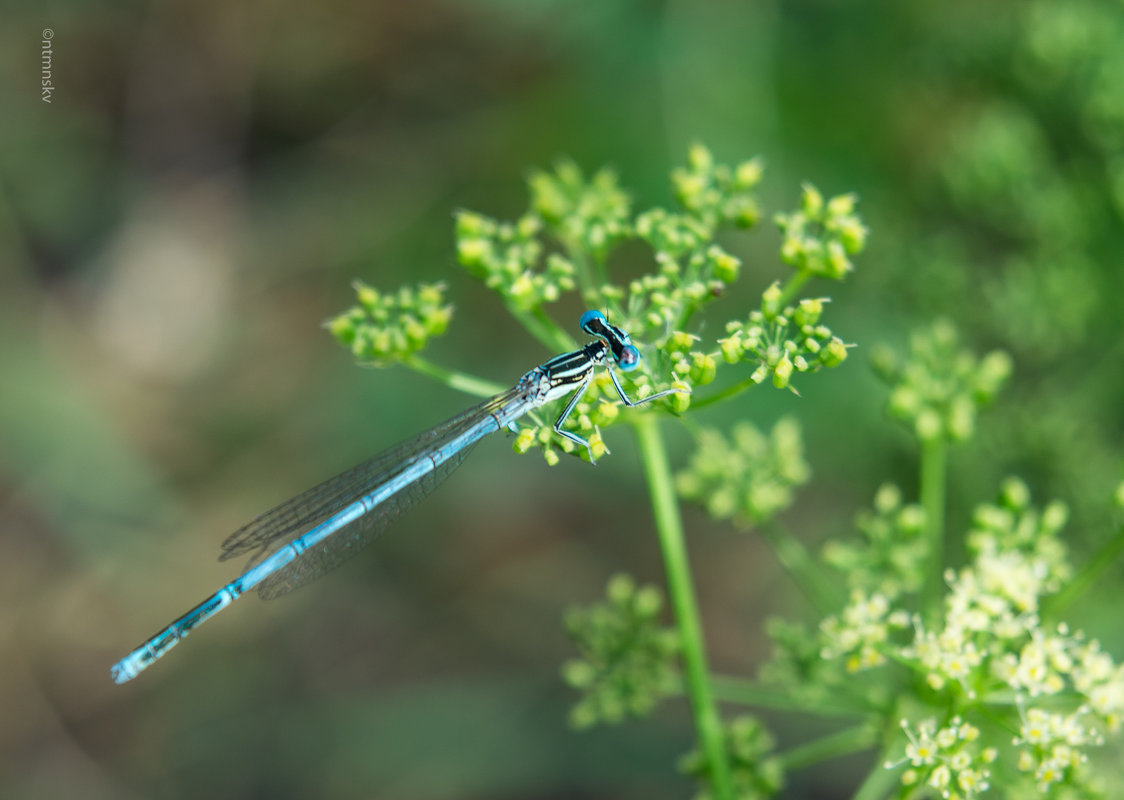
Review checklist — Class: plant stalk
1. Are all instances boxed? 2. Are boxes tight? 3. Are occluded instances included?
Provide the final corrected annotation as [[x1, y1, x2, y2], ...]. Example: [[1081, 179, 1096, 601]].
[[633, 415, 733, 798], [403, 356, 506, 397], [919, 435, 947, 623]]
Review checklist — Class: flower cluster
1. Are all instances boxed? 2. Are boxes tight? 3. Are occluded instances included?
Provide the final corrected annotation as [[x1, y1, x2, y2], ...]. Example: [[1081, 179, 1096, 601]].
[[888, 717, 997, 799], [614, 242, 741, 339], [1013, 704, 1103, 794], [327, 281, 453, 364], [822, 483, 928, 598], [669, 142, 763, 232], [455, 211, 576, 311], [901, 484, 1072, 697], [820, 589, 910, 674], [676, 417, 810, 526], [966, 477, 1072, 596], [679, 715, 784, 800], [873, 319, 1013, 442], [528, 159, 632, 264], [561, 574, 681, 729], [717, 294, 850, 392], [774, 184, 867, 280]]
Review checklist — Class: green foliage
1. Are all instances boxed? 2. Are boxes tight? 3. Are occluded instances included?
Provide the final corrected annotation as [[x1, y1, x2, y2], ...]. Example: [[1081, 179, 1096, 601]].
[[561, 574, 681, 729]]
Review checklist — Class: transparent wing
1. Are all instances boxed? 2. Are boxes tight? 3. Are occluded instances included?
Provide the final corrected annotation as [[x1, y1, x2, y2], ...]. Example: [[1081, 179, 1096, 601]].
[[218, 387, 524, 600]]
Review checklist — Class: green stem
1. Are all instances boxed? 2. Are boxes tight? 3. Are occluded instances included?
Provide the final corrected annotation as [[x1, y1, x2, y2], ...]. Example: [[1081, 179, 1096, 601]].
[[780, 723, 877, 771], [402, 356, 506, 398], [774, 269, 812, 309], [508, 305, 574, 354], [633, 415, 733, 799], [1044, 522, 1124, 619], [759, 520, 841, 615], [919, 435, 947, 624], [853, 751, 904, 800], [690, 374, 758, 411], [707, 674, 877, 717]]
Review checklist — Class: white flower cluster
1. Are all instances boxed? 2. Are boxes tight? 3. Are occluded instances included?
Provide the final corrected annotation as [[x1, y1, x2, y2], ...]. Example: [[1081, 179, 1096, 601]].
[[819, 589, 909, 673], [888, 717, 997, 799]]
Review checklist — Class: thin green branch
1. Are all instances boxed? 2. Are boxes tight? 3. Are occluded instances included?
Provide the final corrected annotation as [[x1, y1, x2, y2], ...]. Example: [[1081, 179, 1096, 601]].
[[1043, 522, 1124, 619], [774, 269, 812, 309], [690, 374, 759, 410], [706, 674, 878, 717], [853, 750, 903, 800], [780, 722, 878, 771], [507, 305, 574, 354], [402, 356, 507, 397], [633, 415, 733, 799], [919, 435, 947, 624], [759, 520, 841, 616]]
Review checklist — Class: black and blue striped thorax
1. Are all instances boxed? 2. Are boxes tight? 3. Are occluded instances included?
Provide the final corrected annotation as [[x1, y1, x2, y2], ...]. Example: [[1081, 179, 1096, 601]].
[[515, 310, 643, 406]]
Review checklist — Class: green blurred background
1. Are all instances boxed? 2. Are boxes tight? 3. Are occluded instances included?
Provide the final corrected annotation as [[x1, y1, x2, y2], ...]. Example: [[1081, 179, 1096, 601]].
[[2, 1, 1122, 798]]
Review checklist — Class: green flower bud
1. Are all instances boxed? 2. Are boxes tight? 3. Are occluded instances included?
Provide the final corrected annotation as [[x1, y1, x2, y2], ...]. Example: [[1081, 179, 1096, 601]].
[[516, 213, 541, 238], [513, 427, 536, 454], [687, 142, 714, 171], [826, 240, 852, 278], [708, 245, 741, 283], [820, 337, 849, 367], [455, 210, 492, 237], [837, 217, 868, 253], [327, 313, 356, 342], [1000, 477, 1031, 510], [773, 353, 793, 388], [874, 483, 902, 513], [889, 386, 922, 419], [827, 193, 856, 217], [457, 237, 492, 269], [762, 281, 784, 316], [794, 297, 824, 327], [691, 352, 717, 385], [801, 183, 825, 219], [726, 195, 760, 228], [668, 379, 691, 413], [1041, 501, 1068, 533], [608, 572, 635, 605], [947, 394, 975, 441], [916, 408, 943, 441], [734, 157, 764, 189], [719, 335, 743, 363]]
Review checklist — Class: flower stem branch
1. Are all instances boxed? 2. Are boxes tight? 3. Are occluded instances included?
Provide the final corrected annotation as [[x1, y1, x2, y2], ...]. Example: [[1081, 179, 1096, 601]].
[[1044, 522, 1124, 619], [919, 435, 947, 623], [780, 722, 877, 771], [633, 415, 733, 799], [402, 356, 507, 398], [707, 674, 878, 717], [774, 269, 812, 309], [759, 520, 841, 615]]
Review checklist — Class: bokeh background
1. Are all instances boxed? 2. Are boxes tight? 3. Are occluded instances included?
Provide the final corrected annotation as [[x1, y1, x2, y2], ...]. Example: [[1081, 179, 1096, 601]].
[[3, 1, 1123, 798]]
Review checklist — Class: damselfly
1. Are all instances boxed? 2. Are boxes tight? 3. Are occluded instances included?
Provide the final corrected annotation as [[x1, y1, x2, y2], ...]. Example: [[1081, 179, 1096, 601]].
[[111, 310, 686, 683]]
